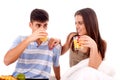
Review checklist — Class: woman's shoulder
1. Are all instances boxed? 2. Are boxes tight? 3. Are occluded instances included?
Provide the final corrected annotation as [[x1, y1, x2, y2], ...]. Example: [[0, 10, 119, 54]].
[[69, 32, 77, 35], [68, 32, 77, 38]]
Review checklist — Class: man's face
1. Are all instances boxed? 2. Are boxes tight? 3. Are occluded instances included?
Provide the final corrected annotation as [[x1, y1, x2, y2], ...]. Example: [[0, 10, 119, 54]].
[[29, 21, 48, 32]]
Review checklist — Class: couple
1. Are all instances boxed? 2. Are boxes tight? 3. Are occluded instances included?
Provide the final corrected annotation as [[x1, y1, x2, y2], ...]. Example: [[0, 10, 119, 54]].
[[4, 8, 114, 80]]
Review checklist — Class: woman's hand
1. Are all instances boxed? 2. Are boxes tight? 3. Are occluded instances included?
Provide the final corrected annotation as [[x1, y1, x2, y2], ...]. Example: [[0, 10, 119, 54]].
[[78, 35, 97, 49], [48, 38, 61, 50], [79, 35, 102, 69]]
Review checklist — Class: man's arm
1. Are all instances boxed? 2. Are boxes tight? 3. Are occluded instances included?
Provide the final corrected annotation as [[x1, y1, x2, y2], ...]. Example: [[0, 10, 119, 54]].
[[4, 28, 46, 66], [4, 38, 30, 66], [53, 66, 60, 80]]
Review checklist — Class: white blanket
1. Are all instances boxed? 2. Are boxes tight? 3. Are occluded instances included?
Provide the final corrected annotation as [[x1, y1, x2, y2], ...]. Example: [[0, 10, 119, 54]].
[[61, 58, 115, 80]]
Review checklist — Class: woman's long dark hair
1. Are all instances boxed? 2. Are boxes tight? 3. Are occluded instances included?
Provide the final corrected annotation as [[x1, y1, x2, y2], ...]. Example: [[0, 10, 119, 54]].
[[72, 8, 106, 60]]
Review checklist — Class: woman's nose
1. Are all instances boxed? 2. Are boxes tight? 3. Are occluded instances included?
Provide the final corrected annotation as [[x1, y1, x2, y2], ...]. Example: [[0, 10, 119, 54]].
[[76, 25, 80, 29]]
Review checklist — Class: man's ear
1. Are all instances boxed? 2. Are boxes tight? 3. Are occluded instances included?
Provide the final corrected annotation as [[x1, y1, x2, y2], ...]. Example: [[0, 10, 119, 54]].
[[29, 22, 32, 28]]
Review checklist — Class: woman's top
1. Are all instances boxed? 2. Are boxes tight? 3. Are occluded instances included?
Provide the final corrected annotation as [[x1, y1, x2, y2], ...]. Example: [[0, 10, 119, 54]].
[[69, 49, 89, 67]]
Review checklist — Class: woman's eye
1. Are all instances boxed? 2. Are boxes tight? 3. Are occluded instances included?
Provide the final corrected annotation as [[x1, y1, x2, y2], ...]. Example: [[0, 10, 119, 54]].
[[78, 22, 83, 25]]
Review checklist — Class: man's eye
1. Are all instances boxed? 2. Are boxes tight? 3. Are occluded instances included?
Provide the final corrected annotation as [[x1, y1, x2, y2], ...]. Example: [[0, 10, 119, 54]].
[[44, 24, 47, 29], [37, 24, 41, 27]]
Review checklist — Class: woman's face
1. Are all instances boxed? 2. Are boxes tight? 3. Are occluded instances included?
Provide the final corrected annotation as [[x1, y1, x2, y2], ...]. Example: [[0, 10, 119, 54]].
[[75, 15, 87, 35]]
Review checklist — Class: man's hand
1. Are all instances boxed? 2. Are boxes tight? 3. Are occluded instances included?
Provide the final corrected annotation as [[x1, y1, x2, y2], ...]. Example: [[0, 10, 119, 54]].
[[27, 28, 48, 43]]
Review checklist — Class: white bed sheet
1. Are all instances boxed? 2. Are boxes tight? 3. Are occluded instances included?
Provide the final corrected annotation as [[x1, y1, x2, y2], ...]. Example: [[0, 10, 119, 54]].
[[61, 58, 115, 80]]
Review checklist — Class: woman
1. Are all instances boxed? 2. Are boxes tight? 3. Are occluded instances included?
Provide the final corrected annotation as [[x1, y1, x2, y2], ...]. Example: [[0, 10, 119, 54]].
[[62, 8, 106, 68], [50, 7, 106, 68], [49, 8, 114, 80], [62, 8, 115, 80]]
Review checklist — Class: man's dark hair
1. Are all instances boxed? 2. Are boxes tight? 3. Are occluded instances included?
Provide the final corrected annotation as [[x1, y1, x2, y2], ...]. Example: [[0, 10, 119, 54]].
[[30, 8, 49, 22]]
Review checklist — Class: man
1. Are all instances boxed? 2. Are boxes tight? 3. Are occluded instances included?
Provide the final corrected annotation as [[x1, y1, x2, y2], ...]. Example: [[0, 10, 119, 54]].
[[4, 8, 61, 80]]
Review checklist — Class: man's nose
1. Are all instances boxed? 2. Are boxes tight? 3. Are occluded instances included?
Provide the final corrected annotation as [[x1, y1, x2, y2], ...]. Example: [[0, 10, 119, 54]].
[[39, 26, 45, 30]]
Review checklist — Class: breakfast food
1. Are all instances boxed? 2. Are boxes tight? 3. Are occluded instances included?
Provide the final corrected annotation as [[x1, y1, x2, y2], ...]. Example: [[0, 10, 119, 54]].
[[16, 73, 25, 80], [0, 75, 17, 80]]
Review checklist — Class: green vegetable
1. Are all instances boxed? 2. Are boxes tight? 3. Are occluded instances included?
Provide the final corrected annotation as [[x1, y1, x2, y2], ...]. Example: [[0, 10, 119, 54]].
[[16, 73, 25, 80]]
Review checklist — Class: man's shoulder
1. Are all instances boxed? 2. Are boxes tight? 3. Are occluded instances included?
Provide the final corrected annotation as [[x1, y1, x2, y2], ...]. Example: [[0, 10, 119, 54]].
[[54, 44, 61, 49], [16, 35, 28, 40]]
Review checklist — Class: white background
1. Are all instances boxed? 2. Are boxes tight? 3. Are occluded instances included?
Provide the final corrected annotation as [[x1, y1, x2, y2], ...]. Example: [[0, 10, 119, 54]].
[[0, 0, 120, 80]]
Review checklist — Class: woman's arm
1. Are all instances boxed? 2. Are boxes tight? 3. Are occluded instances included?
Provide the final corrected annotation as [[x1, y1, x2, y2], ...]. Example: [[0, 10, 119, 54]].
[[89, 40, 107, 69], [79, 35, 106, 69], [48, 32, 77, 55], [61, 32, 77, 55], [88, 44, 102, 69]]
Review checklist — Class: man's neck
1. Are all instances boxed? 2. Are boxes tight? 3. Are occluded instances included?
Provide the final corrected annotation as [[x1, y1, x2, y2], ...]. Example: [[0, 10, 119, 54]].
[[36, 39, 42, 46]]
